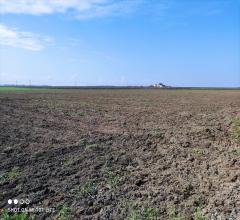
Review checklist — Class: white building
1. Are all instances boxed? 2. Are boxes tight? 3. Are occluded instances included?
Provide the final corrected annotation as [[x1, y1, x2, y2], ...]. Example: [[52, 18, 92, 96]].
[[153, 83, 166, 88]]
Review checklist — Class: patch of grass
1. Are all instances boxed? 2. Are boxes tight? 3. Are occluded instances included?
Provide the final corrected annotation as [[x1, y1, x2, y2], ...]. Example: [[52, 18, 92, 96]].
[[0, 168, 20, 184], [151, 129, 164, 139], [103, 169, 120, 188], [142, 207, 159, 219], [63, 111, 71, 117], [232, 118, 240, 142], [124, 203, 159, 220], [0, 210, 30, 220], [193, 200, 204, 208], [79, 180, 96, 197], [0, 87, 55, 93], [191, 149, 204, 156], [168, 207, 207, 220], [78, 102, 88, 107], [8, 168, 20, 179], [63, 158, 73, 167], [56, 205, 72, 220], [194, 208, 208, 220], [0, 174, 8, 184], [231, 149, 240, 156], [125, 211, 139, 220], [77, 112, 85, 117], [169, 210, 185, 220]]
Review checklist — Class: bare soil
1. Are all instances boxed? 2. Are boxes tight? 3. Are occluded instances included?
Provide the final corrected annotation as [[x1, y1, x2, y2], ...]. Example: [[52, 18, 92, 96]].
[[0, 89, 239, 220]]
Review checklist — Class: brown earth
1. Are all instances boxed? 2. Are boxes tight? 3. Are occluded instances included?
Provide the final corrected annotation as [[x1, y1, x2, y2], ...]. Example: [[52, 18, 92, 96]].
[[0, 89, 240, 220]]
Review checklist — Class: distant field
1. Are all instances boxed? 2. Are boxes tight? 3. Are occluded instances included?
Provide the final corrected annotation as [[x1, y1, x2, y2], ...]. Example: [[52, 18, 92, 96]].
[[0, 86, 60, 92], [0, 86, 239, 93], [0, 87, 51, 92]]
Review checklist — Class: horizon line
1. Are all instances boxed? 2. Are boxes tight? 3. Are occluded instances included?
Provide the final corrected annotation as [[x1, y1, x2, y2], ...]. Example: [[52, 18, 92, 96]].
[[0, 85, 239, 90]]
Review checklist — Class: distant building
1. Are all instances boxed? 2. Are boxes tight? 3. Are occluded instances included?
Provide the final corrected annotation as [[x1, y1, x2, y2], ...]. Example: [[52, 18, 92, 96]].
[[152, 82, 169, 88]]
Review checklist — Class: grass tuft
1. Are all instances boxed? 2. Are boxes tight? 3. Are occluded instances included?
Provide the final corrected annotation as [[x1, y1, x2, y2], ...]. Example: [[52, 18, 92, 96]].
[[79, 180, 96, 197], [0, 168, 21, 184], [191, 149, 204, 156], [151, 129, 165, 139], [194, 208, 208, 220], [232, 118, 240, 142], [0, 209, 30, 220], [231, 149, 240, 156], [169, 210, 185, 220], [103, 169, 120, 188], [56, 205, 72, 220], [125, 205, 159, 220]]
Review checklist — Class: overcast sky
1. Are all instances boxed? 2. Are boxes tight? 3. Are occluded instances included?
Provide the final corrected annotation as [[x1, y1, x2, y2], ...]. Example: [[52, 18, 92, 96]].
[[0, 0, 239, 87]]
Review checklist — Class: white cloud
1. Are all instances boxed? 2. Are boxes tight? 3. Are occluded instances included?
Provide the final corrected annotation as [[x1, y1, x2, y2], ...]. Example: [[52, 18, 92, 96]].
[[0, 24, 52, 51], [0, 0, 143, 19]]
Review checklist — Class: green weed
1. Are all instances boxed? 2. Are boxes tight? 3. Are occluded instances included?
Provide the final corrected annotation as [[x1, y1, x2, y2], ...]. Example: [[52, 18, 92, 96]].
[[125, 204, 159, 220], [232, 118, 240, 142], [191, 149, 204, 156], [56, 205, 72, 220], [169, 210, 185, 220], [0, 210, 30, 220], [142, 207, 159, 219], [231, 149, 240, 156], [0, 168, 20, 184], [151, 130, 164, 139], [194, 208, 208, 220], [79, 181, 96, 197], [77, 112, 85, 117], [63, 159, 72, 167], [104, 170, 120, 188], [168, 207, 207, 220]]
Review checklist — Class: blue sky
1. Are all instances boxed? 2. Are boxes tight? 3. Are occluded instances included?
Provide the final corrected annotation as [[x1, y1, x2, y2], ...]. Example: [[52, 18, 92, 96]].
[[0, 0, 239, 87]]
